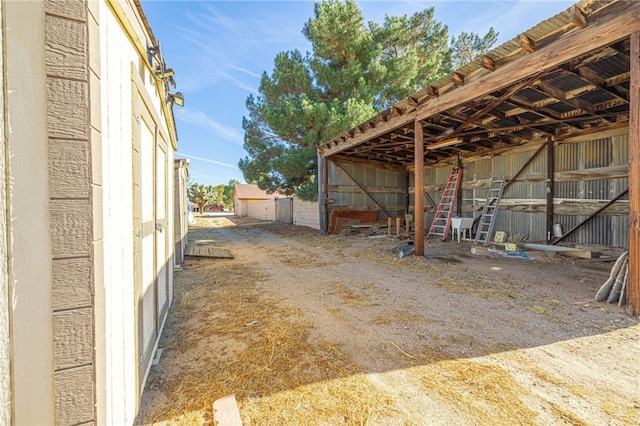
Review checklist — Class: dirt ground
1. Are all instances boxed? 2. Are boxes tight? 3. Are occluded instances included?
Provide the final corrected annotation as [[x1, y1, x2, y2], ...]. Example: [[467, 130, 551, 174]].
[[136, 215, 640, 425]]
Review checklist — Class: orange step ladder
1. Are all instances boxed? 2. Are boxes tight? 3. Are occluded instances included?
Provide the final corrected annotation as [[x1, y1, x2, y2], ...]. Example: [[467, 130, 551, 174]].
[[427, 167, 462, 241]]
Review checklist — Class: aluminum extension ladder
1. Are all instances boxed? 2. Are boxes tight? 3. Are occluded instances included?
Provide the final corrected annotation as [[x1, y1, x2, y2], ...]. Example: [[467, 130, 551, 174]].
[[427, 167, 462, 241], [474, 176, 506, 245]]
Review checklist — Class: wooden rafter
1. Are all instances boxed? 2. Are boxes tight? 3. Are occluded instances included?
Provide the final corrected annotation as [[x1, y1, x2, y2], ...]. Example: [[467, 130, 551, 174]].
[[320, 1, 639, 176]]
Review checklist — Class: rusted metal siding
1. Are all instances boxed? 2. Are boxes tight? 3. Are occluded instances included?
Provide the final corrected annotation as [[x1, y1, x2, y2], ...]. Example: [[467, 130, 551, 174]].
[[328, 130, 629, 248], [327, 161, 406, 218], [460, 133, 627, 247]]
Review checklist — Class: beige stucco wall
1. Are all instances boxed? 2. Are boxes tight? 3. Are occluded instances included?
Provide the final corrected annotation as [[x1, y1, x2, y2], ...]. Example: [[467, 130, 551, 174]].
[[4, 0, 56, 423], [1, 0, 177, 423], [0, 2, 10, 424]]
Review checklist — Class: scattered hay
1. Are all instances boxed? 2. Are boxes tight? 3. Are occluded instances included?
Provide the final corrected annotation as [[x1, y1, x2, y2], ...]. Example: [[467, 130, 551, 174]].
[[410, 359, 538, 425], [433, 275, 525, 301], [349, 247, 447, 275], [524, 304, 562, 323], [371, 308, 429, 326], [329, 282, 375, 308], [138, 259, 396, 425], [276, 249, 328, 269], [546, 400, 589, 425], [241, 372, 397, 425]]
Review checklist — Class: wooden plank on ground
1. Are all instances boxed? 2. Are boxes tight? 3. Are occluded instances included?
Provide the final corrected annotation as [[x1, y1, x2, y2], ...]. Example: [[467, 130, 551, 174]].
[[556, 250, 598, 259], [185, 246, 233, 259]]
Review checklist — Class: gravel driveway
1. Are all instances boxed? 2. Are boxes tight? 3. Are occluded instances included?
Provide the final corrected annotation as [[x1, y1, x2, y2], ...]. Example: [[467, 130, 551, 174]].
[[136, 215, 639, 425]]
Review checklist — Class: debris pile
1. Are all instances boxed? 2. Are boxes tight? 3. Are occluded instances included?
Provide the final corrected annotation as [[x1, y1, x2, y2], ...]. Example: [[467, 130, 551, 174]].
[[595, 251, 628, 306]]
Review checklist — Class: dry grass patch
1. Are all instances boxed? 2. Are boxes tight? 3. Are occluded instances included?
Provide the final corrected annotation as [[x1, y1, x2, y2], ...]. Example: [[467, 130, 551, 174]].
[[138, 259, 396, 425], [276, 248, 328, 268], [409, 359, 538, 425], [371, 308, 430, 326], [434, 275, 525, 301], [329, 282, 376, 308]]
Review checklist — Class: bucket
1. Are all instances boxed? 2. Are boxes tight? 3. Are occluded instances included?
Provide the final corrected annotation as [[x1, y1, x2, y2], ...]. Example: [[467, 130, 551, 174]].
[[553, 223, 563, 238], [505, 242, 518, 254]]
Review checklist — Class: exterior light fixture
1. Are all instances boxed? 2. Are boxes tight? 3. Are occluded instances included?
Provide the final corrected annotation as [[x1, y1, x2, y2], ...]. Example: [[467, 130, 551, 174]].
[[168, 92, 184, 107], [426, 137, 463, 150], [147, 43, 159, 67], [155, 68, 175, 79]]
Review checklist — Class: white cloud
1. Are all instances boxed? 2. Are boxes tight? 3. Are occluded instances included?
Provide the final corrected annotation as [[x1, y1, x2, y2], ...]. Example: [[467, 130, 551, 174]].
[[175, 109, 244, 145], [228, 64, 261, 79], [176, 151, 239, 170]]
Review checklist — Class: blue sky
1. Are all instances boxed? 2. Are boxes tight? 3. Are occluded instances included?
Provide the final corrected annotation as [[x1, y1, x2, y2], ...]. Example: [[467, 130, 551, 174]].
[[140, 0, 575, 186]]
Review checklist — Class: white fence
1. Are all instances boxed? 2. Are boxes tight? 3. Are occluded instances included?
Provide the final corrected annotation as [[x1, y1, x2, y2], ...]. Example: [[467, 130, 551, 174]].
[[245, 200, 276, 221], [242, 198, 320, 230]]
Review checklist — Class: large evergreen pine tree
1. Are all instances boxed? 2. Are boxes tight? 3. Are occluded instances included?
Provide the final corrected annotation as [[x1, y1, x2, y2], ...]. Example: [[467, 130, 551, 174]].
[[240, 0, 497, 199]]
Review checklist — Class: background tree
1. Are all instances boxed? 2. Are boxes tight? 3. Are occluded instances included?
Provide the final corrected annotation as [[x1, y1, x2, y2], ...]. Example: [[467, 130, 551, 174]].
[[223, 179, 240, 207], [450, 29, 498, 69], [188, 183, 216, 212], [369, 7, 451, 107], [240, 0, 498, 200]]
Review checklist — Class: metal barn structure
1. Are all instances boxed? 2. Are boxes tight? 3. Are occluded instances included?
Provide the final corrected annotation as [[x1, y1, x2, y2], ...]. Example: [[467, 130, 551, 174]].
[[317, 0, 640, 313]]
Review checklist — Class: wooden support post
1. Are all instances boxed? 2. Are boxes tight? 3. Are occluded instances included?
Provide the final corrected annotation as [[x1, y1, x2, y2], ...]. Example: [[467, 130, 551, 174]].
[[322, 155, 329, 235], [405, 215, 410, 235], [387, 217, 392, 237], [317, 153, 325, 235], [415, 120, 425, 256], [396, 217, 402, 237], [628, 32, 640, 314], [456, 156, 463, 217], [546, 137, 555, 243]]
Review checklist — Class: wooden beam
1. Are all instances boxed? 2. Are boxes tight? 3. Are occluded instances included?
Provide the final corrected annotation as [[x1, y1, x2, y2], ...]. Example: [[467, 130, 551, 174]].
[[521, 33, 536, 53], [445, 73, 543, 141], [481, 55, 496, 71], [416, 1, 640, 123], [415, 120, 425, 256], [452, 72, 465, 86], [515, 164, 628, 183], [334, 162, 392, 218], [628, 31, 640, 314], [321, 111, 416, 158], [570, 5, 588, 29], [504, 142, 548, 193], [499, 200, 629, 216], [327, 185, 405, 194], [546, 137, 555, 243], [552, 188, 629, 245], [535, 80, 596, 114]]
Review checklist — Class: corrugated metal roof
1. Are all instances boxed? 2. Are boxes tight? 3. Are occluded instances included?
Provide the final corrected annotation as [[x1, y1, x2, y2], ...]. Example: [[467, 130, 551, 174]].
[[319, 0, 633, 168]]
